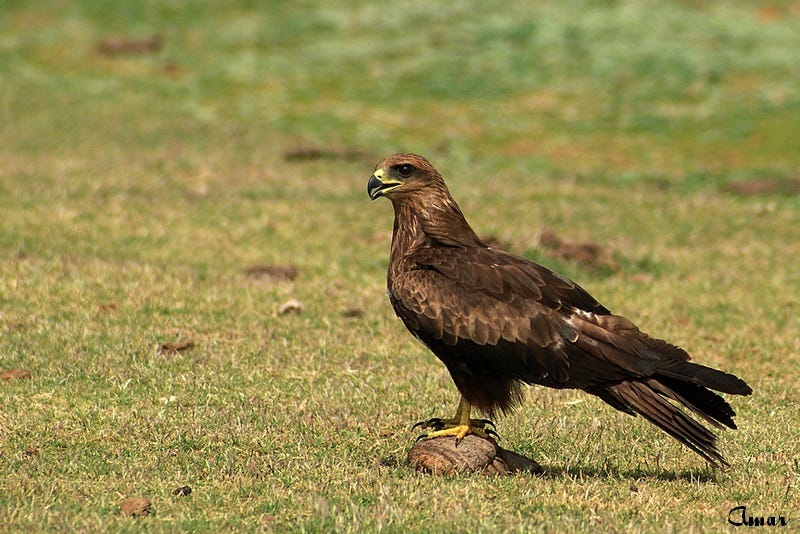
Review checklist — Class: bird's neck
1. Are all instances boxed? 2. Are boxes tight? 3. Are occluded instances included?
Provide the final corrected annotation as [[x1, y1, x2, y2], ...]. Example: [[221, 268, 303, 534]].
[[388, 194, 482, 271]]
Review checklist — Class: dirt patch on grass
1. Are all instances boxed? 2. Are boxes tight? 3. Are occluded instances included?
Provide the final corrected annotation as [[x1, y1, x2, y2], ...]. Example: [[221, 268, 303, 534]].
[[341, 308, 364, 318], [539, 227, 618, 272], [283, 145, 369, 162], [157, 341, 195, 356], [96, 36, 162, 56], [722, 178, 800, 196], [244, 264, 299, 281]]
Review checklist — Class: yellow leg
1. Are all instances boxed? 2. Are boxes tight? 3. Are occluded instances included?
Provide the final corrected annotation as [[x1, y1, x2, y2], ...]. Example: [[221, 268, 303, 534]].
[[412, 396, 498, 443]]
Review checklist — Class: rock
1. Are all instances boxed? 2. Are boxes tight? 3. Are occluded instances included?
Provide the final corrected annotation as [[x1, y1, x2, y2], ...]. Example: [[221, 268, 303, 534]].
[[120, 497, 152, 517], [173, 485, 192, 497], [0, 369, 31, 381], [277, 299, 303, 315], [408, 435, 542, 476]]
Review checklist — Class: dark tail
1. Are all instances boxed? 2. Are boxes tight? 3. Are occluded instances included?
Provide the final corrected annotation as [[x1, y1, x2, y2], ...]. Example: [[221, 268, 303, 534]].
[[597, 362, 752, 467]]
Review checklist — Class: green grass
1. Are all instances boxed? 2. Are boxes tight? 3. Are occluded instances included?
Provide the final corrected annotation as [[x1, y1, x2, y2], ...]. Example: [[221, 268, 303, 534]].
[[1, 0, 799, 531]]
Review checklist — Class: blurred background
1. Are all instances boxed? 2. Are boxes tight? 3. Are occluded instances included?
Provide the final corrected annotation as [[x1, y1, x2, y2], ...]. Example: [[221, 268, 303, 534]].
[[4, 1, 799, 174], [3, 0, 799, 271]]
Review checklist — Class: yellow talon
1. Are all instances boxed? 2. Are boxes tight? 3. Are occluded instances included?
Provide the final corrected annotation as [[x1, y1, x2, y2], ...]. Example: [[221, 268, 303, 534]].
[[413, 396, 498, 444], [421, 424, 482, 442]]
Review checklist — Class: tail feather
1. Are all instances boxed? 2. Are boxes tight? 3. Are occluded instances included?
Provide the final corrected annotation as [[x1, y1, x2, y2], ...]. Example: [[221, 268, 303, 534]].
[[648, 376, 737, 429], [657, 361, 753, 396], [606, 380, 728, 466], [576, 317, 752, 466]]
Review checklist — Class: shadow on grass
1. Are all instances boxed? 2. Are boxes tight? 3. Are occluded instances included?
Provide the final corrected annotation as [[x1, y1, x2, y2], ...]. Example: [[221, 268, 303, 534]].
[[382, 448, 718, 483], [538, 462, 718, 483]]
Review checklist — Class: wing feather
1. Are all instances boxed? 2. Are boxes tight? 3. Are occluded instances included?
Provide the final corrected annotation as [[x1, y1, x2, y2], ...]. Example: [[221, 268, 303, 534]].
[[389, 245, 589, 388]]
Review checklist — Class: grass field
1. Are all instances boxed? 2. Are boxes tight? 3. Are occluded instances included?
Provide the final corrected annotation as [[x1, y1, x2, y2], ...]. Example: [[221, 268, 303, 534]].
[[1, 1, 799, 531]]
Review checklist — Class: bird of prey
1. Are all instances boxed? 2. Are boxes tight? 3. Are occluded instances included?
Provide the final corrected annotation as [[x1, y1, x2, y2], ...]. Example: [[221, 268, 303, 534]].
[[367, 153, 752, 467]]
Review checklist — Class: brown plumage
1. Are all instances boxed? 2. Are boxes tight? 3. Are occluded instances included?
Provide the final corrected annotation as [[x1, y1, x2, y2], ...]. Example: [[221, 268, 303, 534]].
[[368, 153, 753, 467]]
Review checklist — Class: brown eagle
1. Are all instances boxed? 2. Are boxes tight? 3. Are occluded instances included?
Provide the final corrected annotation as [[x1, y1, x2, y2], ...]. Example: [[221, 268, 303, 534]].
[[368, 153, 752, 467]]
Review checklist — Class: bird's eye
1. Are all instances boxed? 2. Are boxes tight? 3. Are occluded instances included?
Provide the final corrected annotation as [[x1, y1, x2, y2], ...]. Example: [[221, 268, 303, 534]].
[[397, 164, 414, 178]]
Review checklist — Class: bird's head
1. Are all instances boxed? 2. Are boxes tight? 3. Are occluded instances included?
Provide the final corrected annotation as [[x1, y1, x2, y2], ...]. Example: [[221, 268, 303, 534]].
[[367, 152, 482, 246], [367, 153, 445, 201]]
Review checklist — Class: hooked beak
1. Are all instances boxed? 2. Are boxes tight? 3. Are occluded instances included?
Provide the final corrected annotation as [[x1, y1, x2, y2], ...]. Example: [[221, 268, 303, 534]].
[[367, 169, 402, 200]]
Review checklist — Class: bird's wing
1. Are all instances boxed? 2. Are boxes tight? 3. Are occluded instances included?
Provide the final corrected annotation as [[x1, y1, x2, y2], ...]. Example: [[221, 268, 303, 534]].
[[390, 245, 667, 385], [414, 244, 610, 314], [391, 264, 571, 382]]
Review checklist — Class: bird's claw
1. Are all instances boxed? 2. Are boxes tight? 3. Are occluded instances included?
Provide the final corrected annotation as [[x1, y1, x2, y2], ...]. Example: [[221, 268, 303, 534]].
[[412, 417, 495, 431], [411, 418, 445, 431], [473, 418, 496, 430], [411, 416, 500, 443]]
